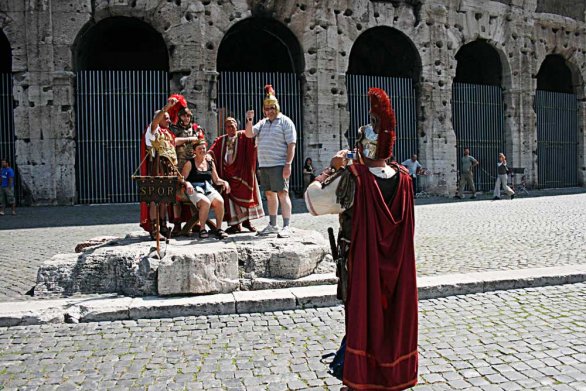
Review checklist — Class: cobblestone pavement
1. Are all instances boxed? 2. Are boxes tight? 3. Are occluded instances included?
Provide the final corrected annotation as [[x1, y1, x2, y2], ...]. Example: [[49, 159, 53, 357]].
[[1, 190, 586, 301], [0, 283, 584, 390]]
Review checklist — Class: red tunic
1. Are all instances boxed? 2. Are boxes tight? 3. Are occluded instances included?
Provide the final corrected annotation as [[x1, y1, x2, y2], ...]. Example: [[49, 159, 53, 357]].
[[208, 131, 260, 214], [343, 163, 418, 390]]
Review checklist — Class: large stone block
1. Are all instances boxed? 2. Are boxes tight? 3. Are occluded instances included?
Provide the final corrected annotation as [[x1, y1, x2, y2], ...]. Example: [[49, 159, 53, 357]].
[[35, 229, 333, 298], [157, 242, 239, 296]]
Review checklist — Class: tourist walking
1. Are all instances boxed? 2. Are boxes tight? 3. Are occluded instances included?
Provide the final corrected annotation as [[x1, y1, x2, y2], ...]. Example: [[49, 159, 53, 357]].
[[493, 153, 515, 200], [456, 148, 479, 199]]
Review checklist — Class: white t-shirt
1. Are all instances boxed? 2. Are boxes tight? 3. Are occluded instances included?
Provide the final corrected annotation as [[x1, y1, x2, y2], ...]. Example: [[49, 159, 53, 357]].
[[401, 159, 422, 176]]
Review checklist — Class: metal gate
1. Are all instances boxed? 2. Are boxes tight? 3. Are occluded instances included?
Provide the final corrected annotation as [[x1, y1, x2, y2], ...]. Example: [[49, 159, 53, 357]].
[[346, 75, 417, 164], [0, 72, 21, 204], [217, 71, 304, 194], [452, 82, 506, 191], [535, 90, 578, 188], [75, 70, 169, 204]]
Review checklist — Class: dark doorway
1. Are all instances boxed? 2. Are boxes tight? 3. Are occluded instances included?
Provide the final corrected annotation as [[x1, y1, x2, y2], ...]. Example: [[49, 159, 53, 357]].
[[0, 29, 19, 204], [346, 27, 420, 166], [216, 18, 305, 194], [452, 40, 506, 193], [73, 17, 169, 203], [348, 26, 421, 82], [74, 16, 168, 71], [535, 55, 578, 188], [455, 40, 502, 86], [217, 18, 303, 73]]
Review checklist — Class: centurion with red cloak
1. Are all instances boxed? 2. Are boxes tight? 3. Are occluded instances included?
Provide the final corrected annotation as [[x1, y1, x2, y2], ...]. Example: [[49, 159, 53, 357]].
[[305, 88, 418, 390]]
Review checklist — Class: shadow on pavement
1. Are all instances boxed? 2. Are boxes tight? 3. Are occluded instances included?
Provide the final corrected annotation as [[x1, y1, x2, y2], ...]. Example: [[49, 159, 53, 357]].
[[2, 187, 585, 230]]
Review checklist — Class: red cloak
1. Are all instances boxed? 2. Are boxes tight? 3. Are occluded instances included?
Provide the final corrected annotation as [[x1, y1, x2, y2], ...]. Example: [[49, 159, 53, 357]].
[[208, 131, 260, 216], [343, 163, 418, 390]]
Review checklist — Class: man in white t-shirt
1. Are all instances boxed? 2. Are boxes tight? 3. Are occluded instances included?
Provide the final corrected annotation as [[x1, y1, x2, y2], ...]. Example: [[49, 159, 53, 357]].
[[245, 85, 296, 239], [401, 154, 422, 196]]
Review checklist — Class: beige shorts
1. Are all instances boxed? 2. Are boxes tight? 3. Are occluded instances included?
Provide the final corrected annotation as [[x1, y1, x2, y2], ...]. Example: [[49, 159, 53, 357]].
[[259, 166, 289, 193], [187, 183, 222, 205]]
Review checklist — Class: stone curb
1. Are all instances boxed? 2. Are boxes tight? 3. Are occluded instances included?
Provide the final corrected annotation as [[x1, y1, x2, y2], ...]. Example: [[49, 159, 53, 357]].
[[1, 265, 585, 327]]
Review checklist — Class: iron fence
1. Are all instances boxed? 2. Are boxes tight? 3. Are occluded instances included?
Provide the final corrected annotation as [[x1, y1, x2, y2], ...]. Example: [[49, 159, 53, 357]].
[[217, 71, 304, 194], [75, 70, 169, 204], [0, 72, 22, 204], [535, 90, 578, 188], [346, 75, 418, 164], [452, 82, 506, 192]]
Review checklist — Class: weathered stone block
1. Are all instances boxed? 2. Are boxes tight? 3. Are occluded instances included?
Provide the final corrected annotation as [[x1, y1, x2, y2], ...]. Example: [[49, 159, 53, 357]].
[[157, 242, 239, 296]]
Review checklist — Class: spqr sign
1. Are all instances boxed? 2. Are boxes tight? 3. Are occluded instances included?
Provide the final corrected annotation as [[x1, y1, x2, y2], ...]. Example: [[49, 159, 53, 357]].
[[133, 176, 178, 203]]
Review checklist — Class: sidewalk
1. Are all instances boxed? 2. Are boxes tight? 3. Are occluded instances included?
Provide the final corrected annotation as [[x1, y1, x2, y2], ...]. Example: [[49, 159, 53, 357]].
[[1, 187, 585, 326], [1, 265, 585, 326]]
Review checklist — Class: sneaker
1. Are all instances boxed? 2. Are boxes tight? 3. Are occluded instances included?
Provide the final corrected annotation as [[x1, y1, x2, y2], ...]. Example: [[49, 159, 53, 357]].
[[257, 224, 279, 236], [278, 226, 291, 239]]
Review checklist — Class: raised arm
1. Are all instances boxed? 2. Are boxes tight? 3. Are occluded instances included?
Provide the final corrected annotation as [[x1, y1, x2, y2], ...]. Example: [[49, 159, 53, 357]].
[[150, 97, 177, 132], [244, 110, 255, 138]]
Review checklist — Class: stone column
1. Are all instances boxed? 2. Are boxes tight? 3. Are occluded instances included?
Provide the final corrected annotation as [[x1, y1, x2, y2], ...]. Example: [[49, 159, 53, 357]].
[[14, 1, 77, 205]]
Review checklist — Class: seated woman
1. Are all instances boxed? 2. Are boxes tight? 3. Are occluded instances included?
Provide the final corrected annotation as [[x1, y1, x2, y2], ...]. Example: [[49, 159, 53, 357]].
[[181, 139, 230, 239]]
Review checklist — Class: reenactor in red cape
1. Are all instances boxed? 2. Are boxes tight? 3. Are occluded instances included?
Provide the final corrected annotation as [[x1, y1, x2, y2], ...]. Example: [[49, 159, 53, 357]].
[[305, 88, 419, 390]]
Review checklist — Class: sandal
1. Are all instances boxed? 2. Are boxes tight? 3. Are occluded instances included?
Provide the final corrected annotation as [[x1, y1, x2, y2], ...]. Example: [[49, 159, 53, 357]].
[[199, 229, 209, 239], [242, 220, 257, 232], [213, 229, 229, 239], [225, 224, 242, 235]]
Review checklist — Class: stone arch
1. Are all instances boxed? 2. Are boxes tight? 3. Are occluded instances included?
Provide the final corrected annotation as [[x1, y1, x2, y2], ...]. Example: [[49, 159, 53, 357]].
[[217, 17, 304, 73], [455, 40, 504, 86], [71, 16, 170, 204], [346, 26, 422, 164], [348, 26, 421, 83], [72, 16, 168, 71], [534, 54, 582, 187], [452, 39, 509, 192]]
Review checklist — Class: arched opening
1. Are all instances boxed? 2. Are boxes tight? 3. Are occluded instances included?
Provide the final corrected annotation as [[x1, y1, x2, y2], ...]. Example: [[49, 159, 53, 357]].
[[455, 40, 502, 86], [73, 16, 168, 71], [452, 40, 506, 194], [217, 17, 302, 74], [0, 29, 18, 204], [346, 27, 421, 170], [73, 17, 170, 204], [216, 17, 305, 194], [535, 54, 579, 188]]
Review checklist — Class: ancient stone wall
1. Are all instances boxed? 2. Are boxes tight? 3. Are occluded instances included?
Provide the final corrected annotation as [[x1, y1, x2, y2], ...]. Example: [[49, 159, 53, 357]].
[[0, 0, 584, 204]]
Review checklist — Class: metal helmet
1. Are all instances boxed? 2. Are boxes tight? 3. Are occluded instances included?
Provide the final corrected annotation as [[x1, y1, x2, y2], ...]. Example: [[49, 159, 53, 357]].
[[356, 88, 396, 160]]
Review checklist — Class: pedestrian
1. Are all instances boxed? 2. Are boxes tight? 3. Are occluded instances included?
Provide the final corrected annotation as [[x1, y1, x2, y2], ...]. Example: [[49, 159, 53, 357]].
[[169, 104, 206, 236], [244, 84, 297, 239], [456, 147, 479, 199], [305, 88, 418, 390], [401, 154, 422, 196], [0, 159, 16, 216], [493, 152, 515, 200], [303, 157, 316, 189], [208, 117, 264, 234], [180, 138, 230, 240]]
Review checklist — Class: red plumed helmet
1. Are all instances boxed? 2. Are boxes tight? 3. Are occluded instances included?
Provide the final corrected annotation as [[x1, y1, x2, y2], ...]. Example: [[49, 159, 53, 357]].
[[167, 94, 188, 125], [368, 88, 396, 160]]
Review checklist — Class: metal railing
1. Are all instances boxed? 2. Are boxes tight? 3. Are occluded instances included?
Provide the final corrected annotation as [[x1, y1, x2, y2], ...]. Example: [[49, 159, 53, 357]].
[[452, 82, 506, 192], [346, 74, 418, 164], [535, 90, 578, 188], [0, 72, 22, 204], [217, 71, 304, 194], [75, 70, 169, 204]]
